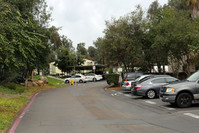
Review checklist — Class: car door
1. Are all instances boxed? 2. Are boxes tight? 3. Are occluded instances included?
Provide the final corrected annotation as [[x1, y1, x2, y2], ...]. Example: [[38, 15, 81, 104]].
[[70, 75, 76, 81], [194, 80, 199, 99], [86, 74, 92, 81], [150, 78, 167, 94], [75, 75, 81, 82]]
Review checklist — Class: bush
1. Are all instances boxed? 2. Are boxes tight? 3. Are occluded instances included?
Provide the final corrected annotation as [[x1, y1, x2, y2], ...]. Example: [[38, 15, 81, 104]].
[[109, 67, 114, 74], [106, 73, 119, 86], [7, 83, 17, 90]]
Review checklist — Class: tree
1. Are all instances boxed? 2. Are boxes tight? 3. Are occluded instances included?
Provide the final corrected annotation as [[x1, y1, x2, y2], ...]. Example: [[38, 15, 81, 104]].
[[147, 0, 162, 21], [77, 43, 87, 56], [93, 37, 106, 65], [187, 0, 199, 18], [100, 5, 147, 72], [152, 8, 199, 76], [55, 46, 74, 73], [88, 46, 96, 59], [0, 2, 49, 85], [55, 46, 84, 74], [61, 35, 74, 50], [168, 0, 189, 10]]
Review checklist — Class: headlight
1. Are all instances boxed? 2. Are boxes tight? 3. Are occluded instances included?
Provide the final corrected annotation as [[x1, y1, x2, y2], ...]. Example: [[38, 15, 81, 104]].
[[166, 88, 175, 92]]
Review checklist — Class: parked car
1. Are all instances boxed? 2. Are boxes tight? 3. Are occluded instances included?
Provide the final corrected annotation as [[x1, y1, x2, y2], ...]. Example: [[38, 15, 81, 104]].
[[160, 71, 199, 108], [122, 72, 143, 84], [59, 74, 71, 79], [84, 73, 103, 82], [122, 75, 152, 91], [64, 74, 88, 83], [131, 76, 179, 99], [95, 71, 107, 79], [122, 74, 171, 91]]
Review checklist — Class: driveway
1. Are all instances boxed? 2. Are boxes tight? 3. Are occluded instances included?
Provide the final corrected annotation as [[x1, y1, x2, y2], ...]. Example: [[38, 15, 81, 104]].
[[13, 81, 199, 133]]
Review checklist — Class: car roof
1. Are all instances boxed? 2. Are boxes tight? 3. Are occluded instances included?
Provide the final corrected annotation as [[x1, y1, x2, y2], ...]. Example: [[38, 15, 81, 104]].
[[142, 76, 176, 82]]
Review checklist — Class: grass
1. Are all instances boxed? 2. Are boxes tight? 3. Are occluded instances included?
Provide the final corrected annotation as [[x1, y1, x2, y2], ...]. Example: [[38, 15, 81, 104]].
[[0, 97, 29, 132], [0, 75, 69, 133], [0, 84, 25, 94]]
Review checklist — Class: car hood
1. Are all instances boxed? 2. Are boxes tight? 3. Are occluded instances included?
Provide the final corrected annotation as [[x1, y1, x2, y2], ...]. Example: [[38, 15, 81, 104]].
[[164, 81, 195, 88]]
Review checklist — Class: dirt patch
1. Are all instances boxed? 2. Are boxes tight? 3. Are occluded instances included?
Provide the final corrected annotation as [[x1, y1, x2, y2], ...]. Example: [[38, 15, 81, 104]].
[[107, 84, 122, 90]]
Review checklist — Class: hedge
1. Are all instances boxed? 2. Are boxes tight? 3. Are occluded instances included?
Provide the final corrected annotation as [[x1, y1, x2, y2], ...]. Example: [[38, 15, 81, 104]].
[[106, 73, 120, 86]]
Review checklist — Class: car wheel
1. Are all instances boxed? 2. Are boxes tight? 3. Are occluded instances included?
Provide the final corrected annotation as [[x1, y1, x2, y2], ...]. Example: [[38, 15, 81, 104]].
[[93, 78, 96, 82], [176, 93, 192, 108], [146, 90, 156, 99], [79, 80, 83, 83], [65, 80, 69, 84]]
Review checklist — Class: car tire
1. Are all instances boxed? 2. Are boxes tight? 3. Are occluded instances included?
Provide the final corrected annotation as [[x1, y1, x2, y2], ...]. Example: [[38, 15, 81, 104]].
[[146, 90, 156, 99], [93, 78, 96, 82], [79, 80, 83, 83], [176, 93, 192, 108], [65, 80, 69, 84]]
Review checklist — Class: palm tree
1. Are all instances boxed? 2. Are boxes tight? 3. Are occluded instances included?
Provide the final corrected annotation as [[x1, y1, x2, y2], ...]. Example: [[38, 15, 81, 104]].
[[187, 0, 199, 18]]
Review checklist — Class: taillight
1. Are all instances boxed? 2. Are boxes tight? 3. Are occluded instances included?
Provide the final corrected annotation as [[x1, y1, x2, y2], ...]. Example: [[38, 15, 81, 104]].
[[125, 78, 127, 81], [126, 82, 130, 86], [134, 85, 142, 89]]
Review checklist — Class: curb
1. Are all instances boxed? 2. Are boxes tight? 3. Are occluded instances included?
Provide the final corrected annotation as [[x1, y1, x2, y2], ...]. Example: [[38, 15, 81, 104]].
[[8, 92, 40, 133]]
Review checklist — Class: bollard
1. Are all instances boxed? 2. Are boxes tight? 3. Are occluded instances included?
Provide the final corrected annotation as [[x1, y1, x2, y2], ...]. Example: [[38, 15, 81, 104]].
[[70, 80, 74, 85]]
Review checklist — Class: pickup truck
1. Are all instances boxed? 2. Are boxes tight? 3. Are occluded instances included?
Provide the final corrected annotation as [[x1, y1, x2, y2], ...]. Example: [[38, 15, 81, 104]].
[[160, 71, 199, 108]]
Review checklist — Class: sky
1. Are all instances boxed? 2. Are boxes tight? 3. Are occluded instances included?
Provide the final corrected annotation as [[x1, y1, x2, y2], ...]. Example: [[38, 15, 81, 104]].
[[46, 0, 168, 49]]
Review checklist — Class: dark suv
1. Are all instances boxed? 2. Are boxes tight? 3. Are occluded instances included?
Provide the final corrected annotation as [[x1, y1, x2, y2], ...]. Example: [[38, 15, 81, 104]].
[[160, 71, 199, 108]]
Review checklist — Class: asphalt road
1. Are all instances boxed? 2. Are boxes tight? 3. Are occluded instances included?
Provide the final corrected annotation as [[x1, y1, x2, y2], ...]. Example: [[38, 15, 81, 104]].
[[14, 81, 199, 133]]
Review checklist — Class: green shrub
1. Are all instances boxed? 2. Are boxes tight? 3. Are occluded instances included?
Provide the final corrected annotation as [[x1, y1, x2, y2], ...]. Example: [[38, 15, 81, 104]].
[[7, 83, 17, 90], [109, 67, 114, 74], [106, 73, 119, 86], [16, 88, 25, 94]]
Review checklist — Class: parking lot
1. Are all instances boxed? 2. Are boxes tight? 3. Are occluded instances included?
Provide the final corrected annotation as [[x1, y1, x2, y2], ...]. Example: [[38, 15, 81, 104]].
[[106, 89, 199, 119], [13, 81, 199, 133]]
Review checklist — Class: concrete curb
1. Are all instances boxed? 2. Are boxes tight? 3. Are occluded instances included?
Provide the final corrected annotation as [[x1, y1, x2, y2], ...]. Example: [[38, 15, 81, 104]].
[[8, 92, 40, 133]]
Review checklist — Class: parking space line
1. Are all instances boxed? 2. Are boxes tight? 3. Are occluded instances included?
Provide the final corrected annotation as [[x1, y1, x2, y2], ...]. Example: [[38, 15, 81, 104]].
[[144, 100, 157, 105], [161, 106, 176, 110], [184, 113, 199, 119], [124, 94, 132, 97], [117, 92, 123, 95]]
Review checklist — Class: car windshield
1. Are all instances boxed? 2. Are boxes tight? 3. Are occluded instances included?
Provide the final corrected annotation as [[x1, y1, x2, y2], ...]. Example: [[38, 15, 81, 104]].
[[187, 72, 199, 82]]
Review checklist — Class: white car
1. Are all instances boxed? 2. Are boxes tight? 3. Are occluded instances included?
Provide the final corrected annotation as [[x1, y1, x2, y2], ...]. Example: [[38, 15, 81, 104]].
[[84, 73, 103, 82], [64, 74, 88, 83]]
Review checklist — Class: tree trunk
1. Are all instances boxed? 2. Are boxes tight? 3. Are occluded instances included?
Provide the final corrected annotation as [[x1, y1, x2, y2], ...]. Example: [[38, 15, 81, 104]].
[[191, 1, 199, 18], [25, 70, 29, 87], [31, 71, 34, 80]]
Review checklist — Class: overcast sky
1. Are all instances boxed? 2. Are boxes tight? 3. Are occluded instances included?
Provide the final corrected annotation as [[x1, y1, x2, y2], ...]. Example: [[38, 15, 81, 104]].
[[46, 0, 168, 49]]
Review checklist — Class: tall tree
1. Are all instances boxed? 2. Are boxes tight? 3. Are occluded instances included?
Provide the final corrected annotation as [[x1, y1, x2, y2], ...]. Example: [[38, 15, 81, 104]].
[[93, 37, 106, 65], [77, 43, 87, 56], [0, 1, 49, 85], [88, 46, 96, 59], [100, 5, 147, 72]]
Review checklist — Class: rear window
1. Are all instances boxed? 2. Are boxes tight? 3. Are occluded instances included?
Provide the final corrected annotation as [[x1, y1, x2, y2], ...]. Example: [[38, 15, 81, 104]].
[[151, 78, 166, 83], [139, 77, 151, 83], [166, 77, 178, 83], [127, 73, 136, 78]]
